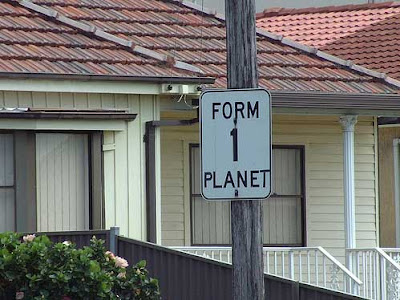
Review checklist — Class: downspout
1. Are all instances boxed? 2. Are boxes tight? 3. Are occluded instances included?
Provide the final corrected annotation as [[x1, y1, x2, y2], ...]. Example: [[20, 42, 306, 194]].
[[144, 117, 198, 244], [393, 138, 400, 247]]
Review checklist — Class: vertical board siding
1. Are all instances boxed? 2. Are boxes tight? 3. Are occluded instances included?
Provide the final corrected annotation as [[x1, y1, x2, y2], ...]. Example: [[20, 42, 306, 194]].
[[377, 127, 400, 247], [0, 91, 159, 241], [0, 134, 14, 232], [160, 115, 377, 263], [36, 134, 89, 232]]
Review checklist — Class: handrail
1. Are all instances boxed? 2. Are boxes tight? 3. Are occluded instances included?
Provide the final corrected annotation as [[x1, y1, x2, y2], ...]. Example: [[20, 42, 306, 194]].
[[171, 246, 231, 251], [347, 247, 400, 299], [347, 247, 400, 271], [381, 248, 400, 253], [172, 246, 363, 286], [172, 246, 326, 251], [318, 247, 362, 285], [376, 248, 400, 271]]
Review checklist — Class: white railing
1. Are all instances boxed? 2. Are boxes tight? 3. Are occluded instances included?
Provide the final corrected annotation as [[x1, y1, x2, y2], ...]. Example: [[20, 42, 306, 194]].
[[171, 246, 362, 294], [347, 248, 400, 300]]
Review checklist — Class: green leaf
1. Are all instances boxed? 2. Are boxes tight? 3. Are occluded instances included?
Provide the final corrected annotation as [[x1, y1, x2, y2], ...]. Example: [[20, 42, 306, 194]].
[[89, 260, 100, 273], [136, 260, 146, 268]]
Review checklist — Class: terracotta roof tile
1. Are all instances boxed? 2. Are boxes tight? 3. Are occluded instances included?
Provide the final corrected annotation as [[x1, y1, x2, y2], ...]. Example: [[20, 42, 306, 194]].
[[0, 0, 205, 79], [0, 0, 397, 93], [26, 0, 400, 93], [257, 1, 400, 82]]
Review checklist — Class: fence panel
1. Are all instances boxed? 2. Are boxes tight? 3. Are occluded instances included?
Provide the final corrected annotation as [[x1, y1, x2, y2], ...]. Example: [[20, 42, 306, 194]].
[[299, 284, 365, 300], [1, 230, 367, 300], [118, 236, 233, 300], [118, 236, 301, 300], [32, 229, 110, 249]]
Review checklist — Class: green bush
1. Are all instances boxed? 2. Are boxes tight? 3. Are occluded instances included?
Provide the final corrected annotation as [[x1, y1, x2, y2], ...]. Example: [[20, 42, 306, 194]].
[[0, 232, 160, 299]]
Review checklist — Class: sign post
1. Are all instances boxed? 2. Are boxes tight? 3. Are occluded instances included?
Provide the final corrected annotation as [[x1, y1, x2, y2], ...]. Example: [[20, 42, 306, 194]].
[[200, 0, 268, 298], [200, 89, 271, 299]]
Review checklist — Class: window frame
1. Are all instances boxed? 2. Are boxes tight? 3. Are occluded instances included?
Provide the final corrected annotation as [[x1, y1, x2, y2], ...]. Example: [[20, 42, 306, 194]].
[[0, 132, 16, 231], [189, 143, 306, 247], [7, 130, 105, 232]]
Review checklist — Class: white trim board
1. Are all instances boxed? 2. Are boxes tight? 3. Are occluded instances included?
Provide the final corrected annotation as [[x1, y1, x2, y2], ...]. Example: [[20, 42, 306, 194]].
[[0, 119, 127, 131], [0, 79, 201, 95]]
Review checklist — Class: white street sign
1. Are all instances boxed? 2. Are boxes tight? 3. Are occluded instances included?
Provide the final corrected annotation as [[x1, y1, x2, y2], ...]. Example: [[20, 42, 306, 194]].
[[200, 88, 271, 200]]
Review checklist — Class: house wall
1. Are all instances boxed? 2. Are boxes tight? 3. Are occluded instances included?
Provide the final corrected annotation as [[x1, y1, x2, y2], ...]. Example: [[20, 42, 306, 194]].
[[160, 114, 378, 261], [378, 126, 400, 247], [0, 91, 160, 241]]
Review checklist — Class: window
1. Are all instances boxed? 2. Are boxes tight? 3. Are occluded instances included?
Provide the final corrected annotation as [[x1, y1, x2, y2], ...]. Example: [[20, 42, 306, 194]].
[[0, 134, 15, 232], [0, 131, 104, 233], [190, 144, 305, 246]]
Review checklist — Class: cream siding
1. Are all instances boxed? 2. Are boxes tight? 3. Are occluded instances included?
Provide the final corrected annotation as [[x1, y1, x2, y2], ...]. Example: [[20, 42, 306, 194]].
[[160, 114, 377, 262], [36, 133, 90, 232], [0, 91, 160, 240], [161, 137, 186, 245]]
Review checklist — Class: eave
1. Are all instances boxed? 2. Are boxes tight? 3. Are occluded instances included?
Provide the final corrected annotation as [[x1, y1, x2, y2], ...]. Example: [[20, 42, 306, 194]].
[[271, 91, 400, 117], [0, 73, 215, 95]]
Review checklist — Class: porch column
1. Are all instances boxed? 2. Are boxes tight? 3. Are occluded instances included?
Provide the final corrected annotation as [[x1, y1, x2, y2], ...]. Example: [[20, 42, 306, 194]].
[[339, 115, 358, 265]]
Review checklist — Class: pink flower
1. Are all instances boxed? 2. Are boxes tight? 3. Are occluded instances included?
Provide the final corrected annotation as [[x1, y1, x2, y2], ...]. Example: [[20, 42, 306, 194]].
[[105, 251, 115, 260], [117, 271, 126, 279], [15, 292, 24, 299], [114, 256, 129, 268], [22, 234, 35, 243]]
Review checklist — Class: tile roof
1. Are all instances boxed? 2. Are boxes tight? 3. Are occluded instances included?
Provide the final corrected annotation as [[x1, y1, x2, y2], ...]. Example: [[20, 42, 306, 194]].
[[0, 0, 204, 80], [256, 1, 400, 81], [1, 0, 400, 94], [20, 0, 400, 94]]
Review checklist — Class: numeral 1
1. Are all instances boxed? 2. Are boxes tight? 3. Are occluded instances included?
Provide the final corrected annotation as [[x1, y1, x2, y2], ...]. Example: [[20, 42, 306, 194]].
[[230, 127, 238, 162]]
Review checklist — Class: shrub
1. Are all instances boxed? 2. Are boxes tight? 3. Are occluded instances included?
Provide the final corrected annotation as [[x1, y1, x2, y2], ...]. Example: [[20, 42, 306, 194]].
[[0, 232, 160, 299]]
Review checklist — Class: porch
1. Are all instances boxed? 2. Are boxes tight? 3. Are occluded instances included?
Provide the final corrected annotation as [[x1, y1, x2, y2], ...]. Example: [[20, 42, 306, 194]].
[[157, 97, 398, 299], [160, 112, 377, 257]]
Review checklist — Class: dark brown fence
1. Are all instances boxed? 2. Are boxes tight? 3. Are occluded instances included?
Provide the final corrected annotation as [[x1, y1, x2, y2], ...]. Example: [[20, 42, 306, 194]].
[[298, 284, 364, 300], [1, 229, 366, 300], [117, 236, 366, 300], [35, 230, 109, 248]]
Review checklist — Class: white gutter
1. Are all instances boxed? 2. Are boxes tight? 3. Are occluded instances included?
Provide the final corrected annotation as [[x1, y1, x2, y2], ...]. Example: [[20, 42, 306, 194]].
[[393, 138, 400, 247], [0, 79, 204, 95]]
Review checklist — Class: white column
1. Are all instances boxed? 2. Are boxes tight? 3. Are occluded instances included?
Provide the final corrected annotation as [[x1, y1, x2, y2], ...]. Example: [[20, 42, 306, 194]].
[[340, 115, 357, 272]]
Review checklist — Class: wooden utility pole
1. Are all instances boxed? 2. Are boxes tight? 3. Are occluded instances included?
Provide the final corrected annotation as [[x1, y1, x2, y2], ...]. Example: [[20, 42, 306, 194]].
[[225, 0, 264, 299]]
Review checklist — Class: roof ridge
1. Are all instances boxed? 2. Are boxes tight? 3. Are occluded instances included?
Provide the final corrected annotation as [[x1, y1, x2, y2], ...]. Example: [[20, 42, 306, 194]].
[[14, 0, 203, 75], [170, 0, 400, 89], [256, 1, 400, 18]]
